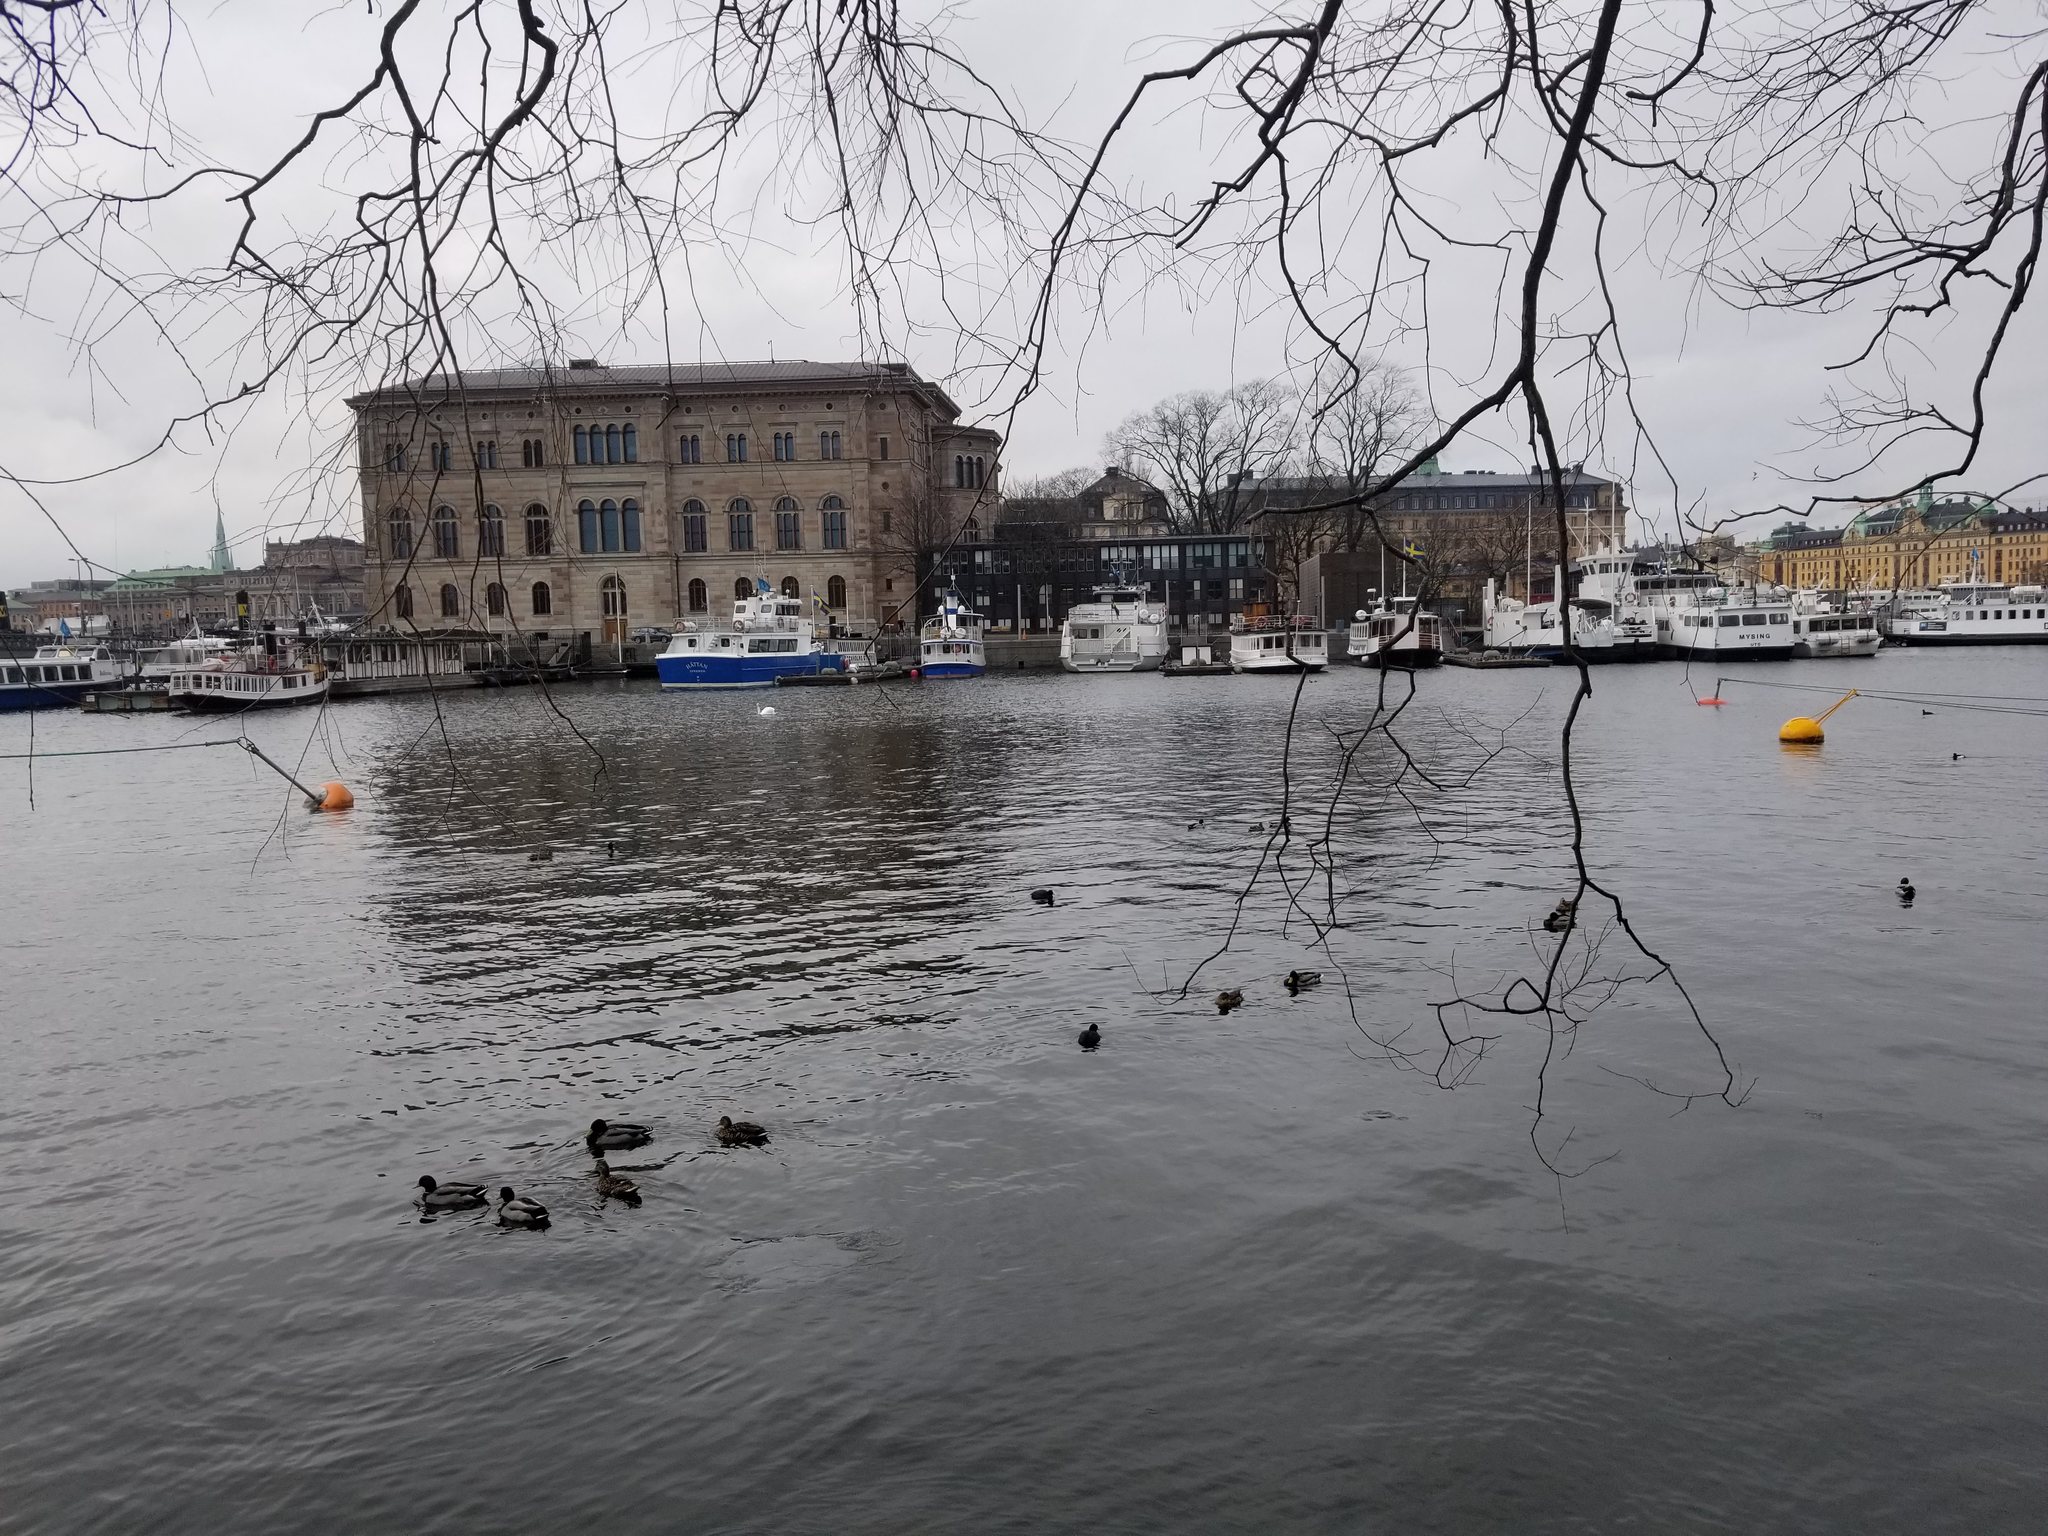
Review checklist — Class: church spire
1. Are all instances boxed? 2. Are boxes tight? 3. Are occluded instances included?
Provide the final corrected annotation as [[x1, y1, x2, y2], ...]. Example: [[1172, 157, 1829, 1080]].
[[209, 510, 231, 573]]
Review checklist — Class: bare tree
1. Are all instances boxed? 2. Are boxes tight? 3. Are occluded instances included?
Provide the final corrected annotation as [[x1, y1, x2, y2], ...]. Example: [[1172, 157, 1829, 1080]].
[[1003, 466, 1097, 502], [1305, 362, 1429, 553], [1106, 381, 1298, 534]]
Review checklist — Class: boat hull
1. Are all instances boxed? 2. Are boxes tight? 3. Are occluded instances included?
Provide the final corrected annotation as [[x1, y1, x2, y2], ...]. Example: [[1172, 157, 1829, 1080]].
[[921, 661, 985, 679], [1060, 652, 1165, 673], [656, 652, 847, 689], [1356, 649, 1442, 669], [171, 679, 330, 709], [1881, 627, 2048, 646], [0, 681, 97, 712], [1656, 642, 1794, 662], [1231, 656, 1327, 673]]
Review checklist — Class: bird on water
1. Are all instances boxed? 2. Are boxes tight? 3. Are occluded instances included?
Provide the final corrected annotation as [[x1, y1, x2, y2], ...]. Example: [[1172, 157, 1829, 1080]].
[[1284, 969, 1322, 994], [587, 1118, 652, 1151], [716, 1115, 768, 1146], [592, 1160, 641, 1202], [1077, 1023, 1101, 1050], [1216, 989, 1244, 1015], [416, 1175, 487, 1211], [1897, 878, 1916, 904], [528, 850, 553, 863], [497, 1188, 550, 1228], [1031, 887, 1056, 906], [1542, 898, 1577, 934]]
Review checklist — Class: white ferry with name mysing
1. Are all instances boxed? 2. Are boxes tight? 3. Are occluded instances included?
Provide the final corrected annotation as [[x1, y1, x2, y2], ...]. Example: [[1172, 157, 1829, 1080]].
[[657, 584, 848, 688], [920, 591, 987, 679], [1, 644, 123, 712], [1633, 571, 1795, 660]]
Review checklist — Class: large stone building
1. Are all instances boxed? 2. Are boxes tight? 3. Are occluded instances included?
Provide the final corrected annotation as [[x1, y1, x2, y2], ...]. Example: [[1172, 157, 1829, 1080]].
[[1750, 494, 2048, 591], [347, 359, 1001, 642]]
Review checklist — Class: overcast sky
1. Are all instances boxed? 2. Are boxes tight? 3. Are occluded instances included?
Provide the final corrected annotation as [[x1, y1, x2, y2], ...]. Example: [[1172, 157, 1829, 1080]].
[[2, 0, 2041, 587]]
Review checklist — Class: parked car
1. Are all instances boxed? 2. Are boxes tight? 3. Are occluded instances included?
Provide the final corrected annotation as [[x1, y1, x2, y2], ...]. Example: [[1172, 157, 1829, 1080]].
[[628, 626, 672, 644]]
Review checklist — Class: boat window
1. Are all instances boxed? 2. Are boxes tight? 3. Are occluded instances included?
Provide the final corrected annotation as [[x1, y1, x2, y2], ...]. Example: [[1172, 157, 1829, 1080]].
[[1718, 614, 1740, 627], [1768, 613, 1787, 624]]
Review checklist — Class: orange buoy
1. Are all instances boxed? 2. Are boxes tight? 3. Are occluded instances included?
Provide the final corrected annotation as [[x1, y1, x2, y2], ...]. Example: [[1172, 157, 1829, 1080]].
[[315, 781, 354, 811], [1696, 696, 1726, 707]]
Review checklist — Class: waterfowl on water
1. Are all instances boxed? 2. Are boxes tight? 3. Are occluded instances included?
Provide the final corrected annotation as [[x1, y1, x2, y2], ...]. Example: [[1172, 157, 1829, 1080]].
[[497, 1188, 550, 1227], [416, 1175, 487, 1210], [1077, 1023, 1101, 1050], [1216, 989, 1243, 1015], [1897, 878, 1916, 903], [587, 1118, 652, 1151], [1541, 898, 1577, 934], [1284, 969, 1322, 994], [528, 850, 554, 863], [592, 1160, 641, 1201], [716, 1115, 768, 1146], [1031, 888, 1056, 906]]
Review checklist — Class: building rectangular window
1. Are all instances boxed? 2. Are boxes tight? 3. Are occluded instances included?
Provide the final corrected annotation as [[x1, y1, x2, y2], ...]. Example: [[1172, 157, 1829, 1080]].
[[776, 511, 802, 550], [729, 512, 754, 551], [877, 435, 889, 461], [822, 508, 847, 549], [683, 513, 707, 552]]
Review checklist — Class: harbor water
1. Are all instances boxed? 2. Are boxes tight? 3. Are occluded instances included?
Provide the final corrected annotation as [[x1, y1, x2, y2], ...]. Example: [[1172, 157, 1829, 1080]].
[[2, 653, 2044, 1533]]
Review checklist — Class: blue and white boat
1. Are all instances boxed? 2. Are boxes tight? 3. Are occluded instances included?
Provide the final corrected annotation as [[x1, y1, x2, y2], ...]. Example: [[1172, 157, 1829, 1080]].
[[919, 591, 986, 679], [656, 585, 847, 689], [0, 644, 123, 712]]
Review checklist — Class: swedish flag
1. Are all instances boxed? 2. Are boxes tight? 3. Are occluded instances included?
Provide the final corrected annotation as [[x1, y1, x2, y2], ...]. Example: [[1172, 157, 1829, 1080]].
[[1403, 541, 1423, 557]]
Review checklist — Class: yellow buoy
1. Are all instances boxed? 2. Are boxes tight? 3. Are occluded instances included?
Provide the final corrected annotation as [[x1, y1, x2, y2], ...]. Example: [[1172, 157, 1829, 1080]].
[[1779, 688, 1858, 746], [315, 781, 355, 811]]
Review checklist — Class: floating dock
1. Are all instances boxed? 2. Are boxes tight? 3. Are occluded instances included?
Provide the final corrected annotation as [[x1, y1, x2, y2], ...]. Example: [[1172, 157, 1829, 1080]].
[[1443, 652, 1551, 669], [81, 688, 171, 712]]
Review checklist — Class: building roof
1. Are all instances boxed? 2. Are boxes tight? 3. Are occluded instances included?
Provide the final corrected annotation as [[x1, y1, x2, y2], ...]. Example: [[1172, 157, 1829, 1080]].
[[1248, 467, 1614, 496], [348, 359, 960, 417]]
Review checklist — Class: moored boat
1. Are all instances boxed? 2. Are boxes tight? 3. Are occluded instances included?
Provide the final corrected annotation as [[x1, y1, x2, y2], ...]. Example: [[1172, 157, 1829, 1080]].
[[1634, 572, 1795, 660], [1789, 592, 1883, 658], [1349, 597, 1444, 668], [1229, 608, 1327, 672], [657, 586, 849, 689], [167, 635, 330, 709], [1876, 580, 2048, 645], [919, 591, 986, 679], [1059, 583, 1167, 673], [0, 644, 124, 712]]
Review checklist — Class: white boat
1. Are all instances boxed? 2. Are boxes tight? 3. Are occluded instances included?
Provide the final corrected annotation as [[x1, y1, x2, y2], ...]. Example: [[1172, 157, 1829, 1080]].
[[1479, 556, 1656, 661], [167, 635, 330, 709], [1877, 580, 2048, 646], [1568, 553, 1660, 659], [137, 631, 238, 681], [919, 591, 987, 679], [1229, 609, 1328, 672], [0, 644, 123, 712], [1788, 592, 1883, 658], [657, 588, 848, 688], [1633, 571, 1795, 659], [1349, 597, 1445, 668], [1059, 583, 1167, 672]]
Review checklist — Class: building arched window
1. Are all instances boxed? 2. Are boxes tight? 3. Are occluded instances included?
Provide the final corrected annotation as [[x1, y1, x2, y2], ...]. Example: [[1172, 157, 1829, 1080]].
[[687, 578, 707, 613], [531, 581, 552, 616], [775, 497, 802, 550], [954, 454, 965, 488], [605, 424, 621, 464], [388, 509, 414, 559], [728, 498, 754, 551], [679, 499, 707, 552], [963, 516, 981, 542], [439, 582, 460, 618], [478, 505, 505, 556], [573, 425, 589, 464], [578, 499, 599, 553], [735, 577, 753, 599], [780, 576, 801, 599], [486, 582, 506, 617], [394, 583, 414, 620], [524, 504, 552, 555], [600, 498, 621, 553], [432, 505, 459, 558], [827, 574, 847, 609], [601, 575, 626, 618], [821, 495, 847, 550], [621, 498, 642, 553], [775, 495, 800, 511], [622, 423, 637, 463]]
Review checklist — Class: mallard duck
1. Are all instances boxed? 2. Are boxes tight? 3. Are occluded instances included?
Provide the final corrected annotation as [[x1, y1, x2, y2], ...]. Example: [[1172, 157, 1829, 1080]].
[[1216, 989, 1243, 1015], [586, 1118, 652, 1150], [497, 1188, 550, 1227], [592, 1160, 641, 1201], [1541, 899, 1577, 934], [1284, 969, 1322, 994], [416, 1175, 487, 1211], [528, 850, 553, 863], [1897, 878, 1915, 903], [716, 1115, 768, 1146], [1030, 888, 1055, 906], [1077, 1023, 1101, 1050]]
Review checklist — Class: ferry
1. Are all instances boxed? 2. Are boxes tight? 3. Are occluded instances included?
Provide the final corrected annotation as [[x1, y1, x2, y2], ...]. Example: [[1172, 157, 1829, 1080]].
[[657, 586, 848, 688], [1788, 593, 1883, 658], [1349, 597, 1445, 668], [1229, 607, 1328, 672], [167, 635, 330, 710], [0, 644, 124, 711], [919, 591, 987, 679], [1059, 583, 1167, 672], [1633, 571, 1795, 660], [1877, 581, 2048, 646], [137, 630, 238, 681], [1569, 553, 1660, 659]]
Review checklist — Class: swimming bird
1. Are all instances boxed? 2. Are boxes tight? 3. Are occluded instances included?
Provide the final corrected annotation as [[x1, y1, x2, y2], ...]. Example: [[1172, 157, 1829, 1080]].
[[1077, 1023, 1101, 1050], [1541, 898, 1577, 934], [497, 1188, 550, 1228], [758, 705, 776, 717], [586, 1118, 652, 1151], [416, 1175, 487, 1211], [1187, 818, 1203, 831], [716, 1115, 768, 1146], [1897, 878, 1915, 904], [1216, 989, 1243, 1015], [1921, 709, 1934, 716], [1249, 823, 1266, 834], [1031, 887, 1056, 906], [1284, 969, 1322, 994], [592, 1160, 641, 1202], [528, 850, 553, 863], [606, 840, 617, 858], [1952, 752, 1964, 761]]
